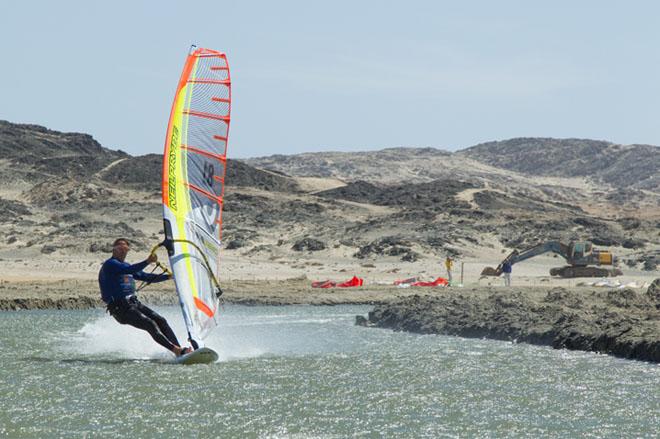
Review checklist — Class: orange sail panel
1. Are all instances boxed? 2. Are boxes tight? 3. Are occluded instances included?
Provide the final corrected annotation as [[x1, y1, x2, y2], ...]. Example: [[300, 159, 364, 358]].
[[162, 47, 231, 343]]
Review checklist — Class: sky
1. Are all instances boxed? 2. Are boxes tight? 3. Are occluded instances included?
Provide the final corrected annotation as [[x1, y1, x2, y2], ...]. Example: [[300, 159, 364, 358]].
[[2, 1, 660, 158]]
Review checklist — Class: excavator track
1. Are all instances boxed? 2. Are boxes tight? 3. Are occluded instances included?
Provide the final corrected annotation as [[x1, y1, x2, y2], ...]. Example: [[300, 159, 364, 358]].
[[549, 266, 622, 278]]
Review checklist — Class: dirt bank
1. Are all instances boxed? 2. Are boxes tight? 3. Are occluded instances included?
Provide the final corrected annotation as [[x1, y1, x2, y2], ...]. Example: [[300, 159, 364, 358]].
[[357, 280, 660, 363], [0, 278, 423, 310]]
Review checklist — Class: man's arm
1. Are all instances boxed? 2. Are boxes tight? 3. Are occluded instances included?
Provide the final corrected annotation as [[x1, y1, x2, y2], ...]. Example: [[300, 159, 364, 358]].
[[104, 258, 150, 275]]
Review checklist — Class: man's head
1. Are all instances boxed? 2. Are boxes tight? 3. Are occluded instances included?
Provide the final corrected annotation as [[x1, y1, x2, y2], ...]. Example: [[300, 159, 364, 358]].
[[112, 238, 130, 261]]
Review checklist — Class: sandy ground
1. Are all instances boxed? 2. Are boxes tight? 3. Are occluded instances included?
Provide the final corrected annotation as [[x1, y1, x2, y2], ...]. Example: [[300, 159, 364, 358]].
[[0, 247, 656, 310]]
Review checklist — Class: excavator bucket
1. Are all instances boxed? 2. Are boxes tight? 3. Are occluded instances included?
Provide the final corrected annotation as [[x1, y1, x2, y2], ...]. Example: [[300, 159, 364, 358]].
[[481, 266, 499, 276]]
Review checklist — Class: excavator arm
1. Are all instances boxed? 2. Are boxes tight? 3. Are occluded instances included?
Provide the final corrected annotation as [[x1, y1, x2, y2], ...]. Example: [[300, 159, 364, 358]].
[[483, 241, 569, 276], [509, 241, 567, 265]]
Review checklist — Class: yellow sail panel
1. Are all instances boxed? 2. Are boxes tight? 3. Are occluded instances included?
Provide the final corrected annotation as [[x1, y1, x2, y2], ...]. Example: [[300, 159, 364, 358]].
[[162, 47, 231, 343]]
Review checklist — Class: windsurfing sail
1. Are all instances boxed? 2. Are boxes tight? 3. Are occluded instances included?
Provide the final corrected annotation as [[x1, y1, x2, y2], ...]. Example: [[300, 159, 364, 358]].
[[161, 46, 231, 347]]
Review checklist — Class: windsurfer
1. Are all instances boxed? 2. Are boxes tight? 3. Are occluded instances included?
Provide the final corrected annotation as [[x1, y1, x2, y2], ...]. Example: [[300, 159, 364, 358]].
[[98, 238, 192, 356]]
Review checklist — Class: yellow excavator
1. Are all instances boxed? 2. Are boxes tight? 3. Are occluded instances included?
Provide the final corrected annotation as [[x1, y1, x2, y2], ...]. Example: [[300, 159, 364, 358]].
[[481, 240, 622, 278]]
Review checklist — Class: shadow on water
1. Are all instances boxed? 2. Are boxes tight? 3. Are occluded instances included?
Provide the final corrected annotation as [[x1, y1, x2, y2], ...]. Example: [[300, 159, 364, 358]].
[[22, 356, 168, 365]]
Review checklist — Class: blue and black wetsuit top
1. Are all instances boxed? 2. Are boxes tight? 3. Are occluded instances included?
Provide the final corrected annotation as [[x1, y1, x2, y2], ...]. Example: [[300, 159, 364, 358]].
[[98, 257, 169, 304]]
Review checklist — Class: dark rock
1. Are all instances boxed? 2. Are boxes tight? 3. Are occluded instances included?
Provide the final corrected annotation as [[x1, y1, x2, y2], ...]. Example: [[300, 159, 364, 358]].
[[51, 212, 85, 223], [354, 236, 413, 259], [604, 288, 644, 308], [245, 244, 273, 255], [624, 259, 638, 268], [41, 245, 56, 254], [225, 239, 245, 250], [473, 191, 547, 212], [225, 159, 300, 192], [100, 154, 161, 191], [401, 251, 420, 262], [317, 179, 476, 209], [355, 315, 371, 327], [622, 239, 645, 249], [89, 242, 113, 253], [0, 198, 31, 221], [642, 256, 658, 271], [591, 237, 620, 247], [385, 246, 408, 257], [292, 238, 326, 252], [339, 238, 360, 247], [647, 279, 660, 302], [619, 217, 641, 230]]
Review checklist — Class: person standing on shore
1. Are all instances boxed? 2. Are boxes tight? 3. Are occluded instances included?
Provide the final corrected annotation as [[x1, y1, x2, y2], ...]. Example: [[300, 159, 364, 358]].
[[98, 238, 191, 357], [502, 260, 512, 287], [445, 256, 454, 283]]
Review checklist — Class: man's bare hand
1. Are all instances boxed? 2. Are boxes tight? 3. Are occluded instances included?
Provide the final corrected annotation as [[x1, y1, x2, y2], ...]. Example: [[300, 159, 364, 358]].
[[147, 253, 158, 264]]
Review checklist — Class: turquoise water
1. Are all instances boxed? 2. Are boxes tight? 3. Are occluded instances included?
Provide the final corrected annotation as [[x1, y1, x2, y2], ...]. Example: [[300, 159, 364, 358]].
[[0, 305, 658, 438]]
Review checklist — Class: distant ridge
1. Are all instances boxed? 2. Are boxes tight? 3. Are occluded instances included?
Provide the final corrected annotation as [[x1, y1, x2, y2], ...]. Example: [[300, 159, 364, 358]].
[[2, 120, 657, 191], [246, 138, 659, 191], [0, 120, 118, 159], [0, 120, 296, 192], [244, 147, 453, 183], [459, 137, 659, 191]]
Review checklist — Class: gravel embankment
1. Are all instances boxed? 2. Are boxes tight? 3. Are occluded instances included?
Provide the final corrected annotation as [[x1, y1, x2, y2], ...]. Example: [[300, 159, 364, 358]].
[[357, 280, 660, 363]]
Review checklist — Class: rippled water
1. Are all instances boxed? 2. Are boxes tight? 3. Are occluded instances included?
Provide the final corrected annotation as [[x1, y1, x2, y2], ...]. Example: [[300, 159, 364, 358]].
[[0, 305, 658, 438]]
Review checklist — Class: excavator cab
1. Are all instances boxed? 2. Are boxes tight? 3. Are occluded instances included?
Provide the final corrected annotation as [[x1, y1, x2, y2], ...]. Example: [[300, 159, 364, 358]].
[[568, 240, 616, 267], [569, 241, 592, 261]]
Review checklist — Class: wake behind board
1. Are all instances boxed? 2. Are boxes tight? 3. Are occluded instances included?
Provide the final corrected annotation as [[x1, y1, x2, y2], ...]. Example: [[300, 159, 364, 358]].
[[174, 347, 219, 365]]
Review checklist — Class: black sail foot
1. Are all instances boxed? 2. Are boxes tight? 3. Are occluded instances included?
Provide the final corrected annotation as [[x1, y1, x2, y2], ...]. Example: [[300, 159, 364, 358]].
[[188, 334, 200, 351]]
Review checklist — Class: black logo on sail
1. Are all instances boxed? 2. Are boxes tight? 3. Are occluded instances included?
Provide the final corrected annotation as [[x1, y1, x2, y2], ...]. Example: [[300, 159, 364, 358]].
[[168, 126, 179, 210]]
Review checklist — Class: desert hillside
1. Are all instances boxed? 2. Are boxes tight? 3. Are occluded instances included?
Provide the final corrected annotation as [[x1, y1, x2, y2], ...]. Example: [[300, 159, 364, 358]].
[[0, 120, 657, 285]]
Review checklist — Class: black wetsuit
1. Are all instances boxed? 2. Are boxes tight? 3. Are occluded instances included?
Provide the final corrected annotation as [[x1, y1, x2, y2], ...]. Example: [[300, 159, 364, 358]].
[[99, 257, 180, 352]]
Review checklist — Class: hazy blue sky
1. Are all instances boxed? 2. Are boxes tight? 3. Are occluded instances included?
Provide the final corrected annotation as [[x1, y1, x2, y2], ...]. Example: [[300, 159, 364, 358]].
[[2, 1, 659, 158]]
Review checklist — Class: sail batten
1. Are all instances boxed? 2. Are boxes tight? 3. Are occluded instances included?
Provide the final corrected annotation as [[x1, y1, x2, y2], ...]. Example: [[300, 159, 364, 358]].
[[162, 47, 230, 345]]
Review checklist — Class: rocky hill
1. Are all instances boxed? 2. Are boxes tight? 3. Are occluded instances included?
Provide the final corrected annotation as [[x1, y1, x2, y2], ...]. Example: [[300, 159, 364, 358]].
[[0, 120, 126, 182], [247, 138, 659, 192], [0, 120, 657, 274], [459, 138, 659, 191], [245, 146, 542, 190]]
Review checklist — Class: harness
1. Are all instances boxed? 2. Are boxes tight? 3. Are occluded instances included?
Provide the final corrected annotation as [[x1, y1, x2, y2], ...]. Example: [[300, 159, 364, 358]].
[[105, 294, 138, 314]]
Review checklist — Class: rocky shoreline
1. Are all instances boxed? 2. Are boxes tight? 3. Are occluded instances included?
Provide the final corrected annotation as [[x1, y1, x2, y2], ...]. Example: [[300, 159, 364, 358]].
[[3, 277, 659, 364], [357, 279, 660, 363]]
